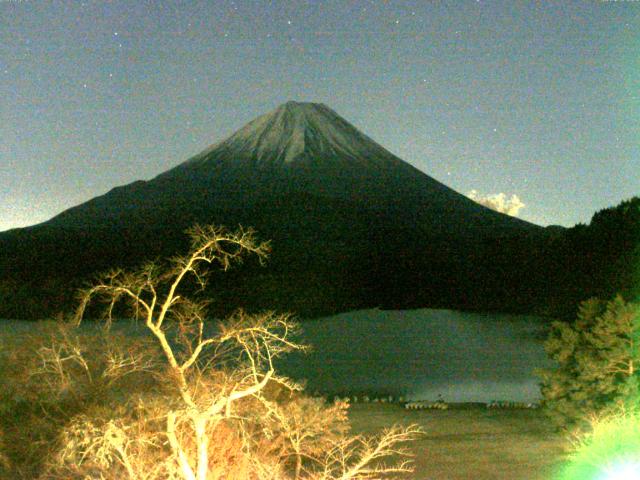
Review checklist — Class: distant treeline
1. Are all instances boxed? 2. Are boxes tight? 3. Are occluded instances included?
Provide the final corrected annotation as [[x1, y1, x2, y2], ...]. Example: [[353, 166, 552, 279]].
[[0, 196, 637, 321]]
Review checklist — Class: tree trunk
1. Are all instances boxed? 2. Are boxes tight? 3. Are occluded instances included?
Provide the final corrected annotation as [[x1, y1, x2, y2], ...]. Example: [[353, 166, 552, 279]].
[[194, 416, 210, 480]]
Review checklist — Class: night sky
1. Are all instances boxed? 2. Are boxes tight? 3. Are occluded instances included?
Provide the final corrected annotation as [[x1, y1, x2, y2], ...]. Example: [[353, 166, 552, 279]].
[[2, 0, 638, 232]]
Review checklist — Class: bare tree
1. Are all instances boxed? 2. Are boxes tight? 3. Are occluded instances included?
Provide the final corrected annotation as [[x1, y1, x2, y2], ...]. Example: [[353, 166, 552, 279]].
[[67, 224, 422, 480], [315, 424, 424, 480]]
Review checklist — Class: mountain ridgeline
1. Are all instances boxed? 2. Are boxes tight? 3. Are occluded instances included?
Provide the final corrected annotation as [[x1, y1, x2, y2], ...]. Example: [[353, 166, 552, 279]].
[[0, 102, 637, 319], [45, 102, 535, 234]]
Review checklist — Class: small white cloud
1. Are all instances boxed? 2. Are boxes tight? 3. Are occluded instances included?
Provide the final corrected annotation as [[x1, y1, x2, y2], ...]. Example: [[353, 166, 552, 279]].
[[467, 190, 525, 217]]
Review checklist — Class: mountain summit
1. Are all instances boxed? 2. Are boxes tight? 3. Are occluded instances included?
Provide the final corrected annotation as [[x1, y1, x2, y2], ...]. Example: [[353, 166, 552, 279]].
[[38, 100, 541, 239], [182, 101, 403, 170], [146, 101, 534, 233]]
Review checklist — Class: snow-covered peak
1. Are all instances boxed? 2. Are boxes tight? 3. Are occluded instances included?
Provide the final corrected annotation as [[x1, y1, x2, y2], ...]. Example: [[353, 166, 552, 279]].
[[185, 101, 401, 169]]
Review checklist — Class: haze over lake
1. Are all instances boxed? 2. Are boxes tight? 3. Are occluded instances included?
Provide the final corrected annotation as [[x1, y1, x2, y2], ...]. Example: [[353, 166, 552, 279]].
[[276, 309, 553, 403], [1, 308, 554, 403]]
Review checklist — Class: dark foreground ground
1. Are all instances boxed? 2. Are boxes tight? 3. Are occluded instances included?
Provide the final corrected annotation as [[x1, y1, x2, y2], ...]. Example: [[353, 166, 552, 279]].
[[348, 403, 569, 480]]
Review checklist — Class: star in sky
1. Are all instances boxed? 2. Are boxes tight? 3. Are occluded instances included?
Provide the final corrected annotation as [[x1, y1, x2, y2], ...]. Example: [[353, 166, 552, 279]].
[[0, 0, 638, 232]]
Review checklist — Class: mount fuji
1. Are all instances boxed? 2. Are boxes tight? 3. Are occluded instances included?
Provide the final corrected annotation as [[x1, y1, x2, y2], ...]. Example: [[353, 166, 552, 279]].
[[47, 101, 537, 234], [0, 101, 547, 318]]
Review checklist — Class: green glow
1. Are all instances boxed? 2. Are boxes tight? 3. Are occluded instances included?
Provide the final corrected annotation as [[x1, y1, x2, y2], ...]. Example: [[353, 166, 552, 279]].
[[557, 410, 640, 480], [599, 461, 640, 480]]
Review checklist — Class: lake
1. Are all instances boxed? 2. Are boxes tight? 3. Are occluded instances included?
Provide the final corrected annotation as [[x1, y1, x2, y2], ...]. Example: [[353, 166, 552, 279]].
[[275, 308, 554, 402], [0, 308, 554, 403]]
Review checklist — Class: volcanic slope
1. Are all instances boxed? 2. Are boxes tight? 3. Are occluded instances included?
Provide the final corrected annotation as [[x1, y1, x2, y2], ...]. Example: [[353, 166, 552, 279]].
[[47, 101, 537, 234], [0, 101, 546, 318]]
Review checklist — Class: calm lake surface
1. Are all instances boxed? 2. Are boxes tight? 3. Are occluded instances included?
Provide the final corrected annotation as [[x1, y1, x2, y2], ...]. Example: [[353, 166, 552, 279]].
[[1, 308, 554, 402]]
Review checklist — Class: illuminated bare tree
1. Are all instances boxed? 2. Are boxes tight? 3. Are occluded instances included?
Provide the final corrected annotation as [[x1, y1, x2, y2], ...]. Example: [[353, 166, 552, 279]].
[[76, 226, 294, 479], [71, 224, 421, 480]]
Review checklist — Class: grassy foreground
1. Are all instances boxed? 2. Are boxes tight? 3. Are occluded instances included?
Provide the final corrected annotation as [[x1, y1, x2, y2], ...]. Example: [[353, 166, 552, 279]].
[[348, 403, 569, 480]]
